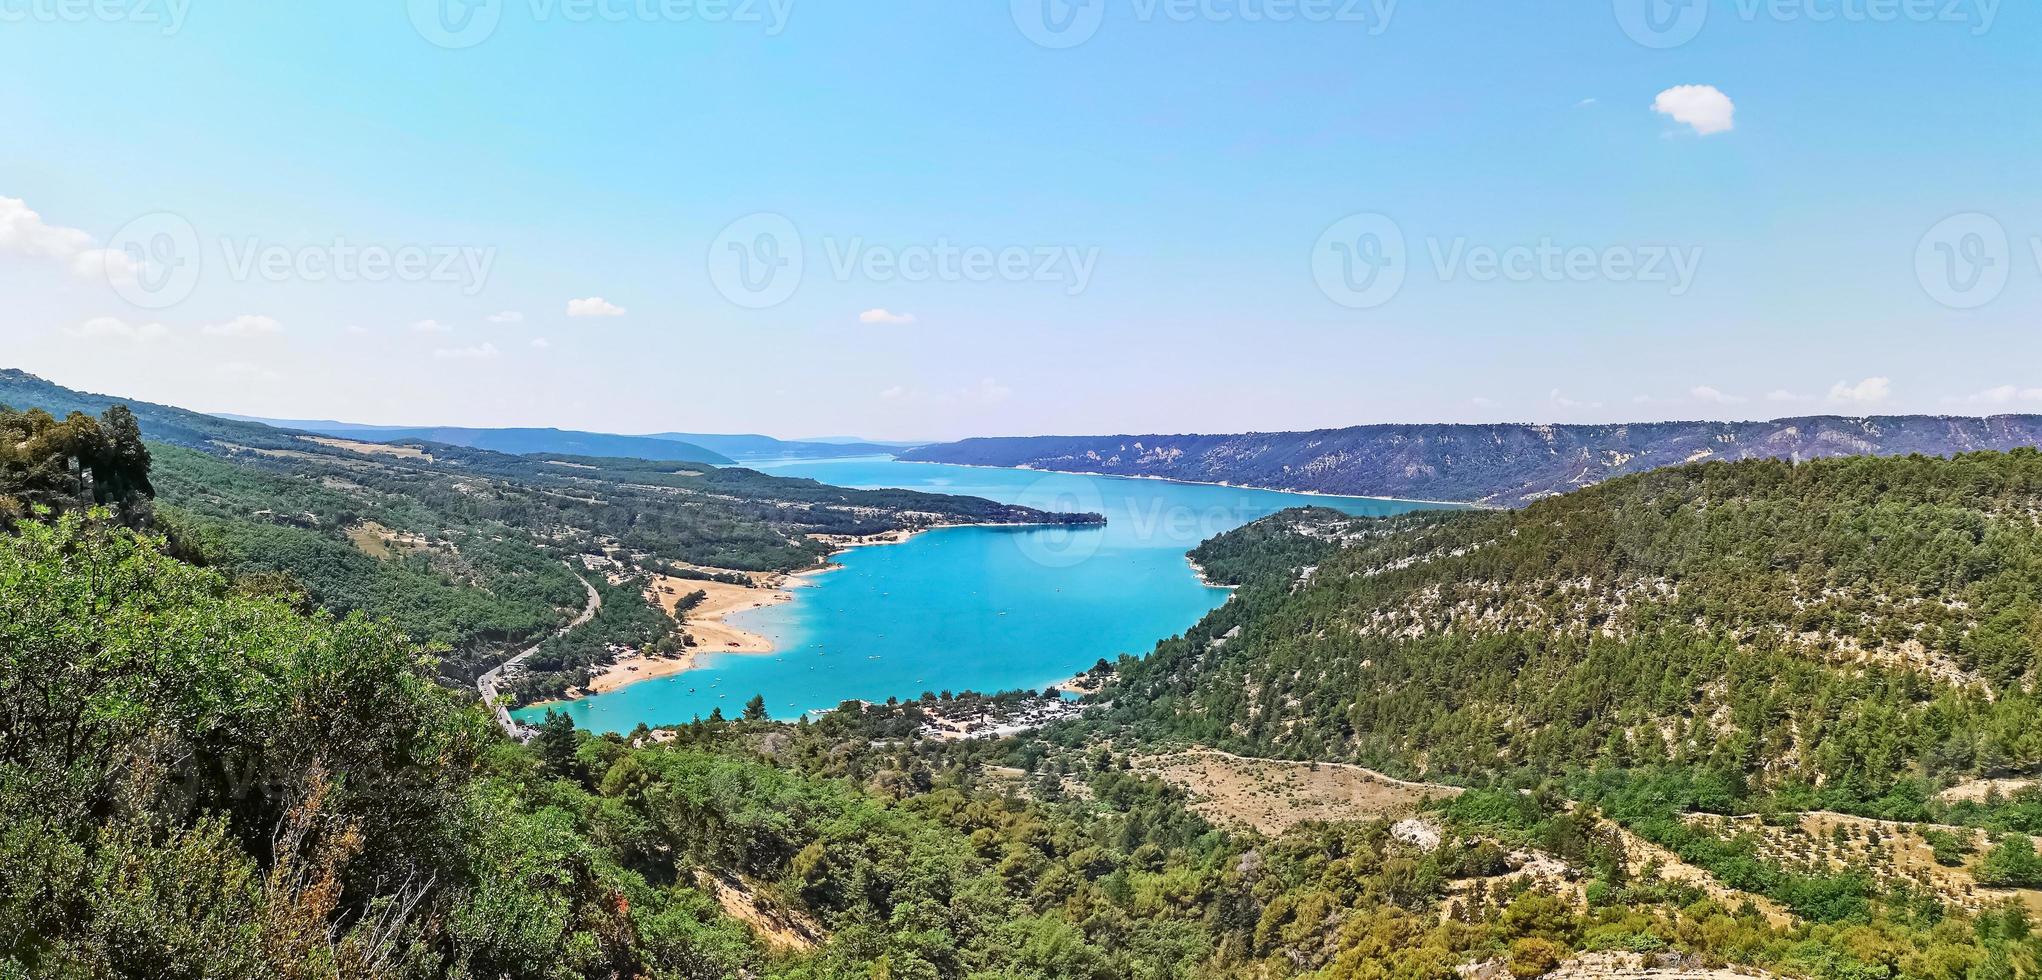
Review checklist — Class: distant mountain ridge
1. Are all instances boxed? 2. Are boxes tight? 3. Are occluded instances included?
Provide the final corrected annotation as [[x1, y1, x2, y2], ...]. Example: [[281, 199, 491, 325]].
[[900, 416, 2042, 506], [223, 415, 903, 462]]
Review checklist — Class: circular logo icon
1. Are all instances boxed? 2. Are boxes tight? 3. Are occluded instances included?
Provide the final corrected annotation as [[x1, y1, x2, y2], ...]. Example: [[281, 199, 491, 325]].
[[1012, 0, 1106, 49], [1915, 212, 2009, 310], [1614, 0, 1708, 49], [708, 212, 804, 309], [409, 0, 502, 49], [1012, 474, 1108, 569], [1312, 212, 1406, 310], [105, 211, 201, 310]]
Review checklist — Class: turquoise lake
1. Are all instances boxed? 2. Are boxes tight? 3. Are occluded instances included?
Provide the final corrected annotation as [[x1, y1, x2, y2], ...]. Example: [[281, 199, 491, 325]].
[[516, 459, 1454, 730]]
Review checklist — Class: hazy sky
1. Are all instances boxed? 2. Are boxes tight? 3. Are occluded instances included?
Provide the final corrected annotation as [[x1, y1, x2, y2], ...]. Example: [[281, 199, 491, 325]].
[[4, 0, 2038, 440]]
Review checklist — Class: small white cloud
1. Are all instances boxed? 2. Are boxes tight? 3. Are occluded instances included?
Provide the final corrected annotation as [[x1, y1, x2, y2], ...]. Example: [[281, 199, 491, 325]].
[[566, 297, 626, 318], [1550, 389, 1603, 410], [1954, 384, 2042, 406], [1652, 85, 1736, 136], [201, 314, 283, 338], [344, 324, 369, 336], [66, 316, 169, 343], [1827, 377, 1892, 406], [859, 308, 917, 325], [487, 310, 525, 324], [1690, 385, 1747, 405], [1471, 396, 1501, 409], [411, 318, 453, 333], [530, 337, 552, 349], [1765, 389, 1814, 403], [434, 342, 502, 360], [974, 378, 1013, 404], [1576, 98, 1598, 107], [879, 385, 910, 401]]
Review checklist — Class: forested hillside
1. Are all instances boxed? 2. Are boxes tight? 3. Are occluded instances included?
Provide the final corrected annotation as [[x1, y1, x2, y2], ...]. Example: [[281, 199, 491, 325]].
[[0, 370, 1094, 689], [12, 510, 2041, 979], [1110, 451, 2042, 814], [903, 417, 2042, 506]]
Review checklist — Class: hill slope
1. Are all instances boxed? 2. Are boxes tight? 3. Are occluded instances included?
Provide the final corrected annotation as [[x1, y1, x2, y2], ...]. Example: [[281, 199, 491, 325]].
[[0, 369, 1094, 691], [903, 416, 2042, 505], [216, 416, 735, 465], [1106, 451, 2042, 810]]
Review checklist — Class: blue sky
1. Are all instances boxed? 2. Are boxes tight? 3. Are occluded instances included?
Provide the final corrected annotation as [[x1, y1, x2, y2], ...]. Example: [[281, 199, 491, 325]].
[[3, 0, 2038, 439]]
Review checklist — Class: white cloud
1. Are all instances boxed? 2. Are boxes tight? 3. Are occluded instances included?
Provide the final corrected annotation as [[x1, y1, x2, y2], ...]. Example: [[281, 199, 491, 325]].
[[411, 318, 452, 333], [566, 297, 626, 318], [487, 310, 525, 324], [344, 324, 369, 335], [433, 342, 502, 360], [0, 195, 138, 283], [1652, 85, 1736, 136], [1827, 377, 1892, 406], [1690, 385, 1747, 405], [1954, 384, 2042, 407], [1765, 389, 1814, 403], [974, 378, 1013, 404], [1576, 98, 1598, 107], [65, 316, 169, 344], [1470, 396, 1501, 409], [530, 337, 552, 349], [201, 314, 282, 338], [1550, 389, 1603, 410], [858, 308, 916, 325], [879, 385, 910, 401]]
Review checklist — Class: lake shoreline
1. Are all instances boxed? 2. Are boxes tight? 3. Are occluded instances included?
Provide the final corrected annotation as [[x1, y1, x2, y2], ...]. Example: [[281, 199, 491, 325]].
[[532, 518, 1097, 707], [893, 459, 1487, 509]]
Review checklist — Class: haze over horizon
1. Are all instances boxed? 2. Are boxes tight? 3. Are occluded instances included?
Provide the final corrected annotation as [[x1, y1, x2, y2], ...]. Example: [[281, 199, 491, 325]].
[[6, 3, 2039, 440]]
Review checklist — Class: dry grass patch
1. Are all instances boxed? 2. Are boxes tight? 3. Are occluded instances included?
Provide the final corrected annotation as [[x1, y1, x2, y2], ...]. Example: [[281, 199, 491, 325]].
[[1135, 749, 1459, 836]]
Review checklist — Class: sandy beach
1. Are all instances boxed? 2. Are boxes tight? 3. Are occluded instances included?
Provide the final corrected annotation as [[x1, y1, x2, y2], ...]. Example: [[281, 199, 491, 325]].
[[578, 574, 792, 696]]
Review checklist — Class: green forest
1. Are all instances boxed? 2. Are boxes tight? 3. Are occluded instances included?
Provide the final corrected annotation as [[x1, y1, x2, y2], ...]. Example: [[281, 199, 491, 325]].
[[10, 388, 2042, 978]]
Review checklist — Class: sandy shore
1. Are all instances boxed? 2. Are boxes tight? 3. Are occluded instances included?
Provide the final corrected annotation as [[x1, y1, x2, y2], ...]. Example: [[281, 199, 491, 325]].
[[572, 520, 1086, 700], [577, 575, 792, 696]]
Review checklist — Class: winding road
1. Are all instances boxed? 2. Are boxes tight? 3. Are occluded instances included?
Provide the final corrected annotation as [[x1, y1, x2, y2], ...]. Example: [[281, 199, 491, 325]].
[[478, 571, 600, 738]]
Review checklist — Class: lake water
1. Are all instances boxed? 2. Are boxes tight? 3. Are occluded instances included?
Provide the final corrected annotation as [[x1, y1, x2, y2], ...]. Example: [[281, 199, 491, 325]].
[[516, 458, 1453, 729]]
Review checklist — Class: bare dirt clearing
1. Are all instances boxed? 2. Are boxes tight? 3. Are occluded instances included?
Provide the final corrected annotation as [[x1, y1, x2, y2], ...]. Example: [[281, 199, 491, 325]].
[[1135, 748, 1460, 836]]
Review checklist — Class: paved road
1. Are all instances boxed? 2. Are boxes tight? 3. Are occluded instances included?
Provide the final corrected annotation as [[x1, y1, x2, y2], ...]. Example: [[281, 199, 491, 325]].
[[478, 572, 600, 738]]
